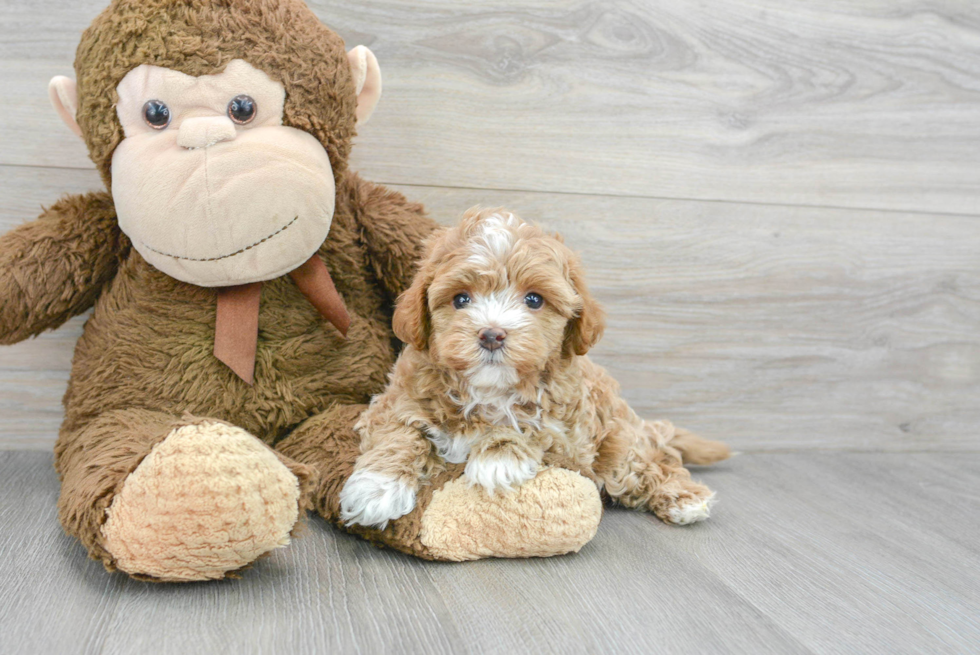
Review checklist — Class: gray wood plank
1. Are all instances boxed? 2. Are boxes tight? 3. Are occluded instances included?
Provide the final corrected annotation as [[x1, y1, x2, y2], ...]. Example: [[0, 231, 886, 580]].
[[1, 451, 977, 654], [0, 370, 72, 449], [2, 1, 980, 213], [2, 166, 978, 452], [658, 453, 980, 654], [0, 454, 132, 655], [432, 452, 980, 655], [0, 451, 464, 655], [422, 512, 811, 655], [94, 540, 466, 655]]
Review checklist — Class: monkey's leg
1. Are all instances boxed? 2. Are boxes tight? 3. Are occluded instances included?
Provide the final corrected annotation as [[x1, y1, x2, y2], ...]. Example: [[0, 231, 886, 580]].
[[595, 419, 717, 525], [55, 409, 312, 581], [276, 403, 603, 561]]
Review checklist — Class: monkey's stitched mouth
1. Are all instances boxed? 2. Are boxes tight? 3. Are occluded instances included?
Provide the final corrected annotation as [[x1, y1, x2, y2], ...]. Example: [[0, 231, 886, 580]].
[[138, 215, 300, 262]]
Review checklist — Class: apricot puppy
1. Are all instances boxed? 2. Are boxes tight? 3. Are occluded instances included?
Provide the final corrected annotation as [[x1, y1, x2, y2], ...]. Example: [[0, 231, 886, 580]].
[[340, 208, 729, 529]]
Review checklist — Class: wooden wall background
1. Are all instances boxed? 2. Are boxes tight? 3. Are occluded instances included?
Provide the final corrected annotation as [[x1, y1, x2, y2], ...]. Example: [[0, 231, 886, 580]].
[[1, 0, 978, 452]]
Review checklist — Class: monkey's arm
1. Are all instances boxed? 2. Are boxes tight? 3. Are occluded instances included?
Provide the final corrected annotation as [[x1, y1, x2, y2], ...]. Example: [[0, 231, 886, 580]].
[[0, 191, 124, 344], [347, 174, 441, 301]]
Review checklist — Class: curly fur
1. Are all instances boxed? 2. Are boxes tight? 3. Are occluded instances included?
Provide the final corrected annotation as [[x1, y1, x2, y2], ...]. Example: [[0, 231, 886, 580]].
[[344, 208, 730, 528]]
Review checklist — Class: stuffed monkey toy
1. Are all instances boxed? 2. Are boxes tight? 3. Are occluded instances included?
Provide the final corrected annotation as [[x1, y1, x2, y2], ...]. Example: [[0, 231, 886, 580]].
[[0, 0, 605, 581]]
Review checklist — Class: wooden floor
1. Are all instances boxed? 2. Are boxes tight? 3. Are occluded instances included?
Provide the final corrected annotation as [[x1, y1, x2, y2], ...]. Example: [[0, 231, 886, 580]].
[[1, 1, 979, 653], [1, 450, 978, 654]]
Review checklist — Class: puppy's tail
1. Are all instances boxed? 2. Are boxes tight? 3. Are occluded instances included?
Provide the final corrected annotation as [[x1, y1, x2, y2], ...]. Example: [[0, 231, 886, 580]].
[[669, 427, 730, 466]]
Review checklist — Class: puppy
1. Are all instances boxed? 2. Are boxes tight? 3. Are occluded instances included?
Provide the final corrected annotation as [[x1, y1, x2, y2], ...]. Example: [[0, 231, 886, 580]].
[[340, 208, 729, 529]]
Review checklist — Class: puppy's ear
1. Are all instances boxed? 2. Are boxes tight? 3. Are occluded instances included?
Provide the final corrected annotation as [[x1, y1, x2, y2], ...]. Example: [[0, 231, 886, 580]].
[[393, 267, 432, 350], [564, 259, 606, 356]]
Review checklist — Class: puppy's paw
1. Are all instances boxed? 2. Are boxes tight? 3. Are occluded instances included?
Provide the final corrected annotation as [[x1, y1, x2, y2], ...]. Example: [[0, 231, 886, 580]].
[[339, 470, 417, 529], [665, 492, 715, 525], [656, 480, 717, 526], [464, 452, 538, 494]]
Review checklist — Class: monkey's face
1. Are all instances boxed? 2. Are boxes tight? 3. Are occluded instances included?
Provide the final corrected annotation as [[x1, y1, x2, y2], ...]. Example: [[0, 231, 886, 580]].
[[49, 1, 382, 287], [108, 59, 334, 286]]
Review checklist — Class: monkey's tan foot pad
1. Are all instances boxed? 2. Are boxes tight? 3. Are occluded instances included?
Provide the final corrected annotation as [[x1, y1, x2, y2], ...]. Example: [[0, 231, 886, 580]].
[[419, 468, 603, 561], [101, 421, 301, 581]]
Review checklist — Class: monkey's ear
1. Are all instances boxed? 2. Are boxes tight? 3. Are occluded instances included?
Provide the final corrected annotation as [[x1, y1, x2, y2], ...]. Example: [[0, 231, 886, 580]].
[[48, 76, 82, 137], [346, 45, 382, 126]]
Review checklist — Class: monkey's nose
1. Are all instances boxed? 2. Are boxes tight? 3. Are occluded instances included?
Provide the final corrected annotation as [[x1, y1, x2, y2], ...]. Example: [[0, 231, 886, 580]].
[[177, 116, 237, 149], [478, 327, 507, 351]]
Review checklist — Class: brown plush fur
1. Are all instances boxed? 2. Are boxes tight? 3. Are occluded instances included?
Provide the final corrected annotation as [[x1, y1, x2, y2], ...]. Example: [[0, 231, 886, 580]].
[[1, 0, 615, 577], [0, 192, 124, 345], [57, 176, 424, 443], [45, 171, 439, 574], [343, 209, 729, 529], [0, 0, 459, 577], [75, 0, 357, 189]]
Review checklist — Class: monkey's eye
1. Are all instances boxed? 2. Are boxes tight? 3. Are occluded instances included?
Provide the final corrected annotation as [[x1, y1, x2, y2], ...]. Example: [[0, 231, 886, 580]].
[[142, 100, 171, 130], [524, 292, 544, 310], [452, 293, 471, 309], [227, 95, 257, 124]]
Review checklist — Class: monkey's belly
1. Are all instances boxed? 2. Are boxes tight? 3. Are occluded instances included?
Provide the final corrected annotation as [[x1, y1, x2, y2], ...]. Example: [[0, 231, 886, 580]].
[[61, 259, 395, 441]]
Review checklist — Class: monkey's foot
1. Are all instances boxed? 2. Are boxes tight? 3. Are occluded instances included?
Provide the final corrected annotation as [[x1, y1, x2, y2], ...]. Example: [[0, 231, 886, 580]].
[[101, 421, 302, 581], [418, 468, 602, 561]]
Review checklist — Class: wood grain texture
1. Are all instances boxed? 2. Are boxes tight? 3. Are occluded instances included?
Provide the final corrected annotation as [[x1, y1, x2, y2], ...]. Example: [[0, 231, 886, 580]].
[[408, 183, 980, 453], [2, 3, 979, 653], [2, 167, 977, 451], [1, 451, 977, 654], [2, 1, 980, 213]]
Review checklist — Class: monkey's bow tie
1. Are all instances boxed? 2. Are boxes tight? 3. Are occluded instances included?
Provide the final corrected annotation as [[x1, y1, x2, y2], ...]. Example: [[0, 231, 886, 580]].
[[213, 255, 350, 384]]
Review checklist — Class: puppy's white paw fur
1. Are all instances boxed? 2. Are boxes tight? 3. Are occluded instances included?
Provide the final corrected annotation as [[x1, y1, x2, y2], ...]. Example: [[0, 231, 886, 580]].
[[339, 470, 417, 529], [465, 453, 538, 494], [666, 492, 716, 525]]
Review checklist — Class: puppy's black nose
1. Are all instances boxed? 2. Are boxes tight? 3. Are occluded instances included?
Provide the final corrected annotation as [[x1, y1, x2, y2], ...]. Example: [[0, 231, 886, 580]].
[[478, 327, 507, 351]]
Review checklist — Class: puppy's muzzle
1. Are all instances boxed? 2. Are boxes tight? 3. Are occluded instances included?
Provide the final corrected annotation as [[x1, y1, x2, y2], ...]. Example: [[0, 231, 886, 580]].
[[478, 327, 507, 351]]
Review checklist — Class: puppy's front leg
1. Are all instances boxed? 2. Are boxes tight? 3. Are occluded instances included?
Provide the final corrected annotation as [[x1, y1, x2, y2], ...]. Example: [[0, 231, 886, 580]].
[[465, 430, 544, 495], [340, 424, 435, 529]]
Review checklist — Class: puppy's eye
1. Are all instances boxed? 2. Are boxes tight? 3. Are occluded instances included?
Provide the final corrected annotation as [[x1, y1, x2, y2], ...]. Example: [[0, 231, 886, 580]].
[[142, 100, 171, 129], [524, 292, 544, 309], [452, 293, 471, 309], [228, 94, 257, 124]]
